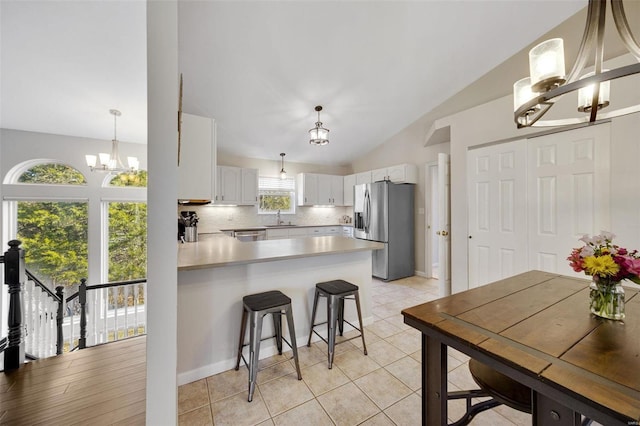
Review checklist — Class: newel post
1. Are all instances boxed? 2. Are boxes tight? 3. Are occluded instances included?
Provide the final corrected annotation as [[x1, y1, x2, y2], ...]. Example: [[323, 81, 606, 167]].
[[78, 278, 87, 350], [4, 240, 26, 370], [55, 286, 64, 355]]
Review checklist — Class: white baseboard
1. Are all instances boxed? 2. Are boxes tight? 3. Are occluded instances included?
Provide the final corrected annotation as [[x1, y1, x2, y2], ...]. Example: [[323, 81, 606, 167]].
[[414, 270, 427, 277], [177, 315, 374, 386]]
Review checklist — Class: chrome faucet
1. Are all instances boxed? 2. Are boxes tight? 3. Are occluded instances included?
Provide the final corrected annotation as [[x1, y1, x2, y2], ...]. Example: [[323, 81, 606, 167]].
[[276, 209, 284, 225]]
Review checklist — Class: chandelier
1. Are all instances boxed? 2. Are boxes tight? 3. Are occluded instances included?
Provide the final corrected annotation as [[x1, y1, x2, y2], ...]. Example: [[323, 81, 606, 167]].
[[279, 153, 287, 179], [85, 109, 140, 172], [309, 105, 329, 145], [513, 0, 640, 128]]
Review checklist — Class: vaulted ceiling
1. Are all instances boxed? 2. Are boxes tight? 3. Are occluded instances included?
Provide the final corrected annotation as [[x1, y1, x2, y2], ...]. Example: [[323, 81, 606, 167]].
[[1, 1, 587, 166]]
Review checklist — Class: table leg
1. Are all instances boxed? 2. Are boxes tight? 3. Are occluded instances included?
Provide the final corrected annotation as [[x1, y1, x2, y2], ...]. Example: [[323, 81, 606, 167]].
[[423, 334, 447, 426], [533, 391, 581, 426]]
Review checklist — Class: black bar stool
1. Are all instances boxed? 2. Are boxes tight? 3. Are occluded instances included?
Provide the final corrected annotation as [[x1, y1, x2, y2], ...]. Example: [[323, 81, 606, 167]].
[[306, 279, 367, 369], [234, 290, 302, 402]]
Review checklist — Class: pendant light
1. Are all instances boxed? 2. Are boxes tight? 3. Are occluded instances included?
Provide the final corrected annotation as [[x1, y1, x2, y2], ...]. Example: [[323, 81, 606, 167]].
[[279, 153, 287, 179], [513, 0, 640, 128], [86, 109, 139, 172], [309, 105, 329, 145]]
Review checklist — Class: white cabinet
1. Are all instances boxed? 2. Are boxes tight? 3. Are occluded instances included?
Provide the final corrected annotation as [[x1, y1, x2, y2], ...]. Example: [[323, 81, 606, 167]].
[[288, 228, 309, 238], [371, 164, 418, 183], [297, 173, 318, 206], [316, 175, 343, 205], [266, 228, 289, 240], [178, 114, 216, 201], [241, 168, 258, 205], [297, 173, 343, 206], [371, 168, 388, 183], [215, 166, 258, 205], [216, 166, 241, 204], [342, 226, 354, 238], [343, 174, 356, 206], [356, 171, 372, 185]]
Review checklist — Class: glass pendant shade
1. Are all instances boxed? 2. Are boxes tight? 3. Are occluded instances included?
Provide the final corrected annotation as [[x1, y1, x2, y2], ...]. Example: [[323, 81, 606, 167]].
[[513, 77, 539, 112], [578, 71, 610, 113], [309, 124, 329, 145], [280, 168, 287, 179], [529, 38, 566, 92]]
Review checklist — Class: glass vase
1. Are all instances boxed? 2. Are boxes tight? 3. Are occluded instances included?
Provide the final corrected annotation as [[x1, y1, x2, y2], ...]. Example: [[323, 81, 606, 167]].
[[589, 280, 625, 320]]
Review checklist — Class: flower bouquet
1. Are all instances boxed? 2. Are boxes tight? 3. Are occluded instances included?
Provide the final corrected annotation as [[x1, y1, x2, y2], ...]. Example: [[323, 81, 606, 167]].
[[568, 231, 640, 320]]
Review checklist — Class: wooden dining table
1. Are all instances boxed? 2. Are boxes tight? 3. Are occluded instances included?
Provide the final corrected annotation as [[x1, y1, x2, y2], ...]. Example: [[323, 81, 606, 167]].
[[402, 270, 640, 426]]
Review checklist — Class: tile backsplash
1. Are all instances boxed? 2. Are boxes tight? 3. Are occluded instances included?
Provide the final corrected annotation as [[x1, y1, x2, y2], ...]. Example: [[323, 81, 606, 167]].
[[179, 205, 351, 233]]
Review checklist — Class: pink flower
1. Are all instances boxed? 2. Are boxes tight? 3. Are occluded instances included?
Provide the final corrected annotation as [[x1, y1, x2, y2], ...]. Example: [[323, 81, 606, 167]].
[[623, 257, 640, 276]]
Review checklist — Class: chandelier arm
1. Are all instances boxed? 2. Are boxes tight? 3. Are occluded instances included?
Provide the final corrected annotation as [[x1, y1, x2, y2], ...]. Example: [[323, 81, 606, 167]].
[[611, 0, 640, 61], [515, 63, 640, 128], [566, 0, 601, 84], [589, 0, 607, 122]]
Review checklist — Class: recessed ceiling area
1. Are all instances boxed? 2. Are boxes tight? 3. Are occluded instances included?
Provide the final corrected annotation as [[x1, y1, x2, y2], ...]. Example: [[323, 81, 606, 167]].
[[1, 1, 586, 166]]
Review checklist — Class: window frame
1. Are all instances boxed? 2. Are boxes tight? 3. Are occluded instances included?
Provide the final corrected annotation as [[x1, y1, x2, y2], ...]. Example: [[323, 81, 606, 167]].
[[257, 176, 296, 215]]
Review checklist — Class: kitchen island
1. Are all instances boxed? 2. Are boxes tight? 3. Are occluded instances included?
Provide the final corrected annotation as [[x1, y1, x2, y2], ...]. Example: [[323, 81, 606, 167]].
[[177, 234, 383, 385]]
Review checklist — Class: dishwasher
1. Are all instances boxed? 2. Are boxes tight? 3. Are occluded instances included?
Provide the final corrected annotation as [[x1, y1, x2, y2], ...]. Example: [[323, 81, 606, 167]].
[[234, 230, 266, 241]]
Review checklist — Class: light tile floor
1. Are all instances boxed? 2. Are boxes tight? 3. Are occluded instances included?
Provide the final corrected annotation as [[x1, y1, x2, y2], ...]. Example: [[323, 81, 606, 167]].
[[177, 276, 533, 425]]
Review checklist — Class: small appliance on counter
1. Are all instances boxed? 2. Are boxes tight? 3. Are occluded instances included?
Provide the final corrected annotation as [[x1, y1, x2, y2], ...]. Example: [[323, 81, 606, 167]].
[[178, 211, 199, 243]]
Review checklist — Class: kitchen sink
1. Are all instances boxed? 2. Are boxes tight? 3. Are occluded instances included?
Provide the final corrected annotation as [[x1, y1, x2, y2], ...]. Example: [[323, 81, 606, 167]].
[[264, 224, 297, 227]]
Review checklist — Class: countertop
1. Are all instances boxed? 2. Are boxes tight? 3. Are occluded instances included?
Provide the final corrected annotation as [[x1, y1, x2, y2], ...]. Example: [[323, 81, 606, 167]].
[[178, 234, 382, 270], [219, 223, 352, 232]]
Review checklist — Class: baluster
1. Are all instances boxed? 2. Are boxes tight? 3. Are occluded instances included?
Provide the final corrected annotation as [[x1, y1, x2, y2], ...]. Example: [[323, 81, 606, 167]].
[[42, 290, 48, 356], [24, 279, 34, 356], [4, 240, 26, 370], [35, 286, 43, 358], [124, 284, 130, 338], [103, 287, 108, 343], [78, 279, 87, 349], [56, 286, 64, 355], [133, 283, 139, 336]]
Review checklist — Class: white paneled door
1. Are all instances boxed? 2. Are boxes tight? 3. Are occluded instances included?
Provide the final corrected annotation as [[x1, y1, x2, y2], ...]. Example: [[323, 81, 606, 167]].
[[467, 141, 528, 288], [467, 123, 611, 288], [528, 124, 610, 275], [437, 153, 451, 296]]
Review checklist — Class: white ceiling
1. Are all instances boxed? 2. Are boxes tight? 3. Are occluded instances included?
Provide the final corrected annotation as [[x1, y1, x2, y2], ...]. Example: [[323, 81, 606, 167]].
[[1, 1, 586, 166]]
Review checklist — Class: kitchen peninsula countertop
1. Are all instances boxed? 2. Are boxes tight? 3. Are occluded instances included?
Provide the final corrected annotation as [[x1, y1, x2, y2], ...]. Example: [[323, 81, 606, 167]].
[[219, 223, 352, 232], [178, 234, 382, 271]]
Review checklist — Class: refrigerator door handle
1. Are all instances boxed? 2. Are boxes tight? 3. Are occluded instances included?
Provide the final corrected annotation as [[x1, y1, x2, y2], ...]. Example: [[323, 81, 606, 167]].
[[364, 189, 371, 234]]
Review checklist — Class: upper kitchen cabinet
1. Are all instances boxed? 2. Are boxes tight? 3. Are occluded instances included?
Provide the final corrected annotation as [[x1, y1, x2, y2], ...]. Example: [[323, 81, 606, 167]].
[[317, 174, 343, 206], [178, 114, 216, 201], [296, 173, 318, 206], [355, 171, 372, 185], [371, 164, 418, 183], [241, 168, 259, 205], [343, 174, 356, 206], [297, 173, 343, 206], [215, 166, 258, 205]]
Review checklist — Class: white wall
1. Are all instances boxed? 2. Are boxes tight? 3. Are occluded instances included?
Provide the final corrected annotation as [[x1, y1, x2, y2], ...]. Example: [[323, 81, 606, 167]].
[[438, 54, 640, 293]]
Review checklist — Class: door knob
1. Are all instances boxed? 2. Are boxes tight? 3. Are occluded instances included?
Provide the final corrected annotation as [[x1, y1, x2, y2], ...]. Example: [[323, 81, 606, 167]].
[[441, 230, 449, 236]]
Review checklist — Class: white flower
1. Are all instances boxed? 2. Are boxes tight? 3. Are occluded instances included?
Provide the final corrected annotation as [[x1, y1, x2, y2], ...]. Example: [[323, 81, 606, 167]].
[[599, 231, 616, 242], [581, 246, 595, 257], [579, 235, 593, 245]]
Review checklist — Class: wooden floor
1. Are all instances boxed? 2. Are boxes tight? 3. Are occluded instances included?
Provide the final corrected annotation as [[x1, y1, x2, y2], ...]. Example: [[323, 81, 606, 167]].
[[0, 336, 146, 425]]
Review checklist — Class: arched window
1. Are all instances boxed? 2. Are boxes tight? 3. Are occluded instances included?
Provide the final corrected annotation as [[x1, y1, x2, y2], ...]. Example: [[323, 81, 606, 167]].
[[10, 163, 90, 287], [108, 170, 147, 188], [18, 163, 87, 185]]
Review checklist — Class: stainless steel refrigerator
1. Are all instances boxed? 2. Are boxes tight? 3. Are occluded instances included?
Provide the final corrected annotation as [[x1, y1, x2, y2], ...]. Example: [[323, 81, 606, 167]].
[[353, 181, 415, 281]]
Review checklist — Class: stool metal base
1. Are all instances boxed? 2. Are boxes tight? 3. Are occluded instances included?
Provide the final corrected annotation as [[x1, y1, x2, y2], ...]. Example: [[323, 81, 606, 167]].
[[306, 280, 367, 369], [234, 292, 302, 402]]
